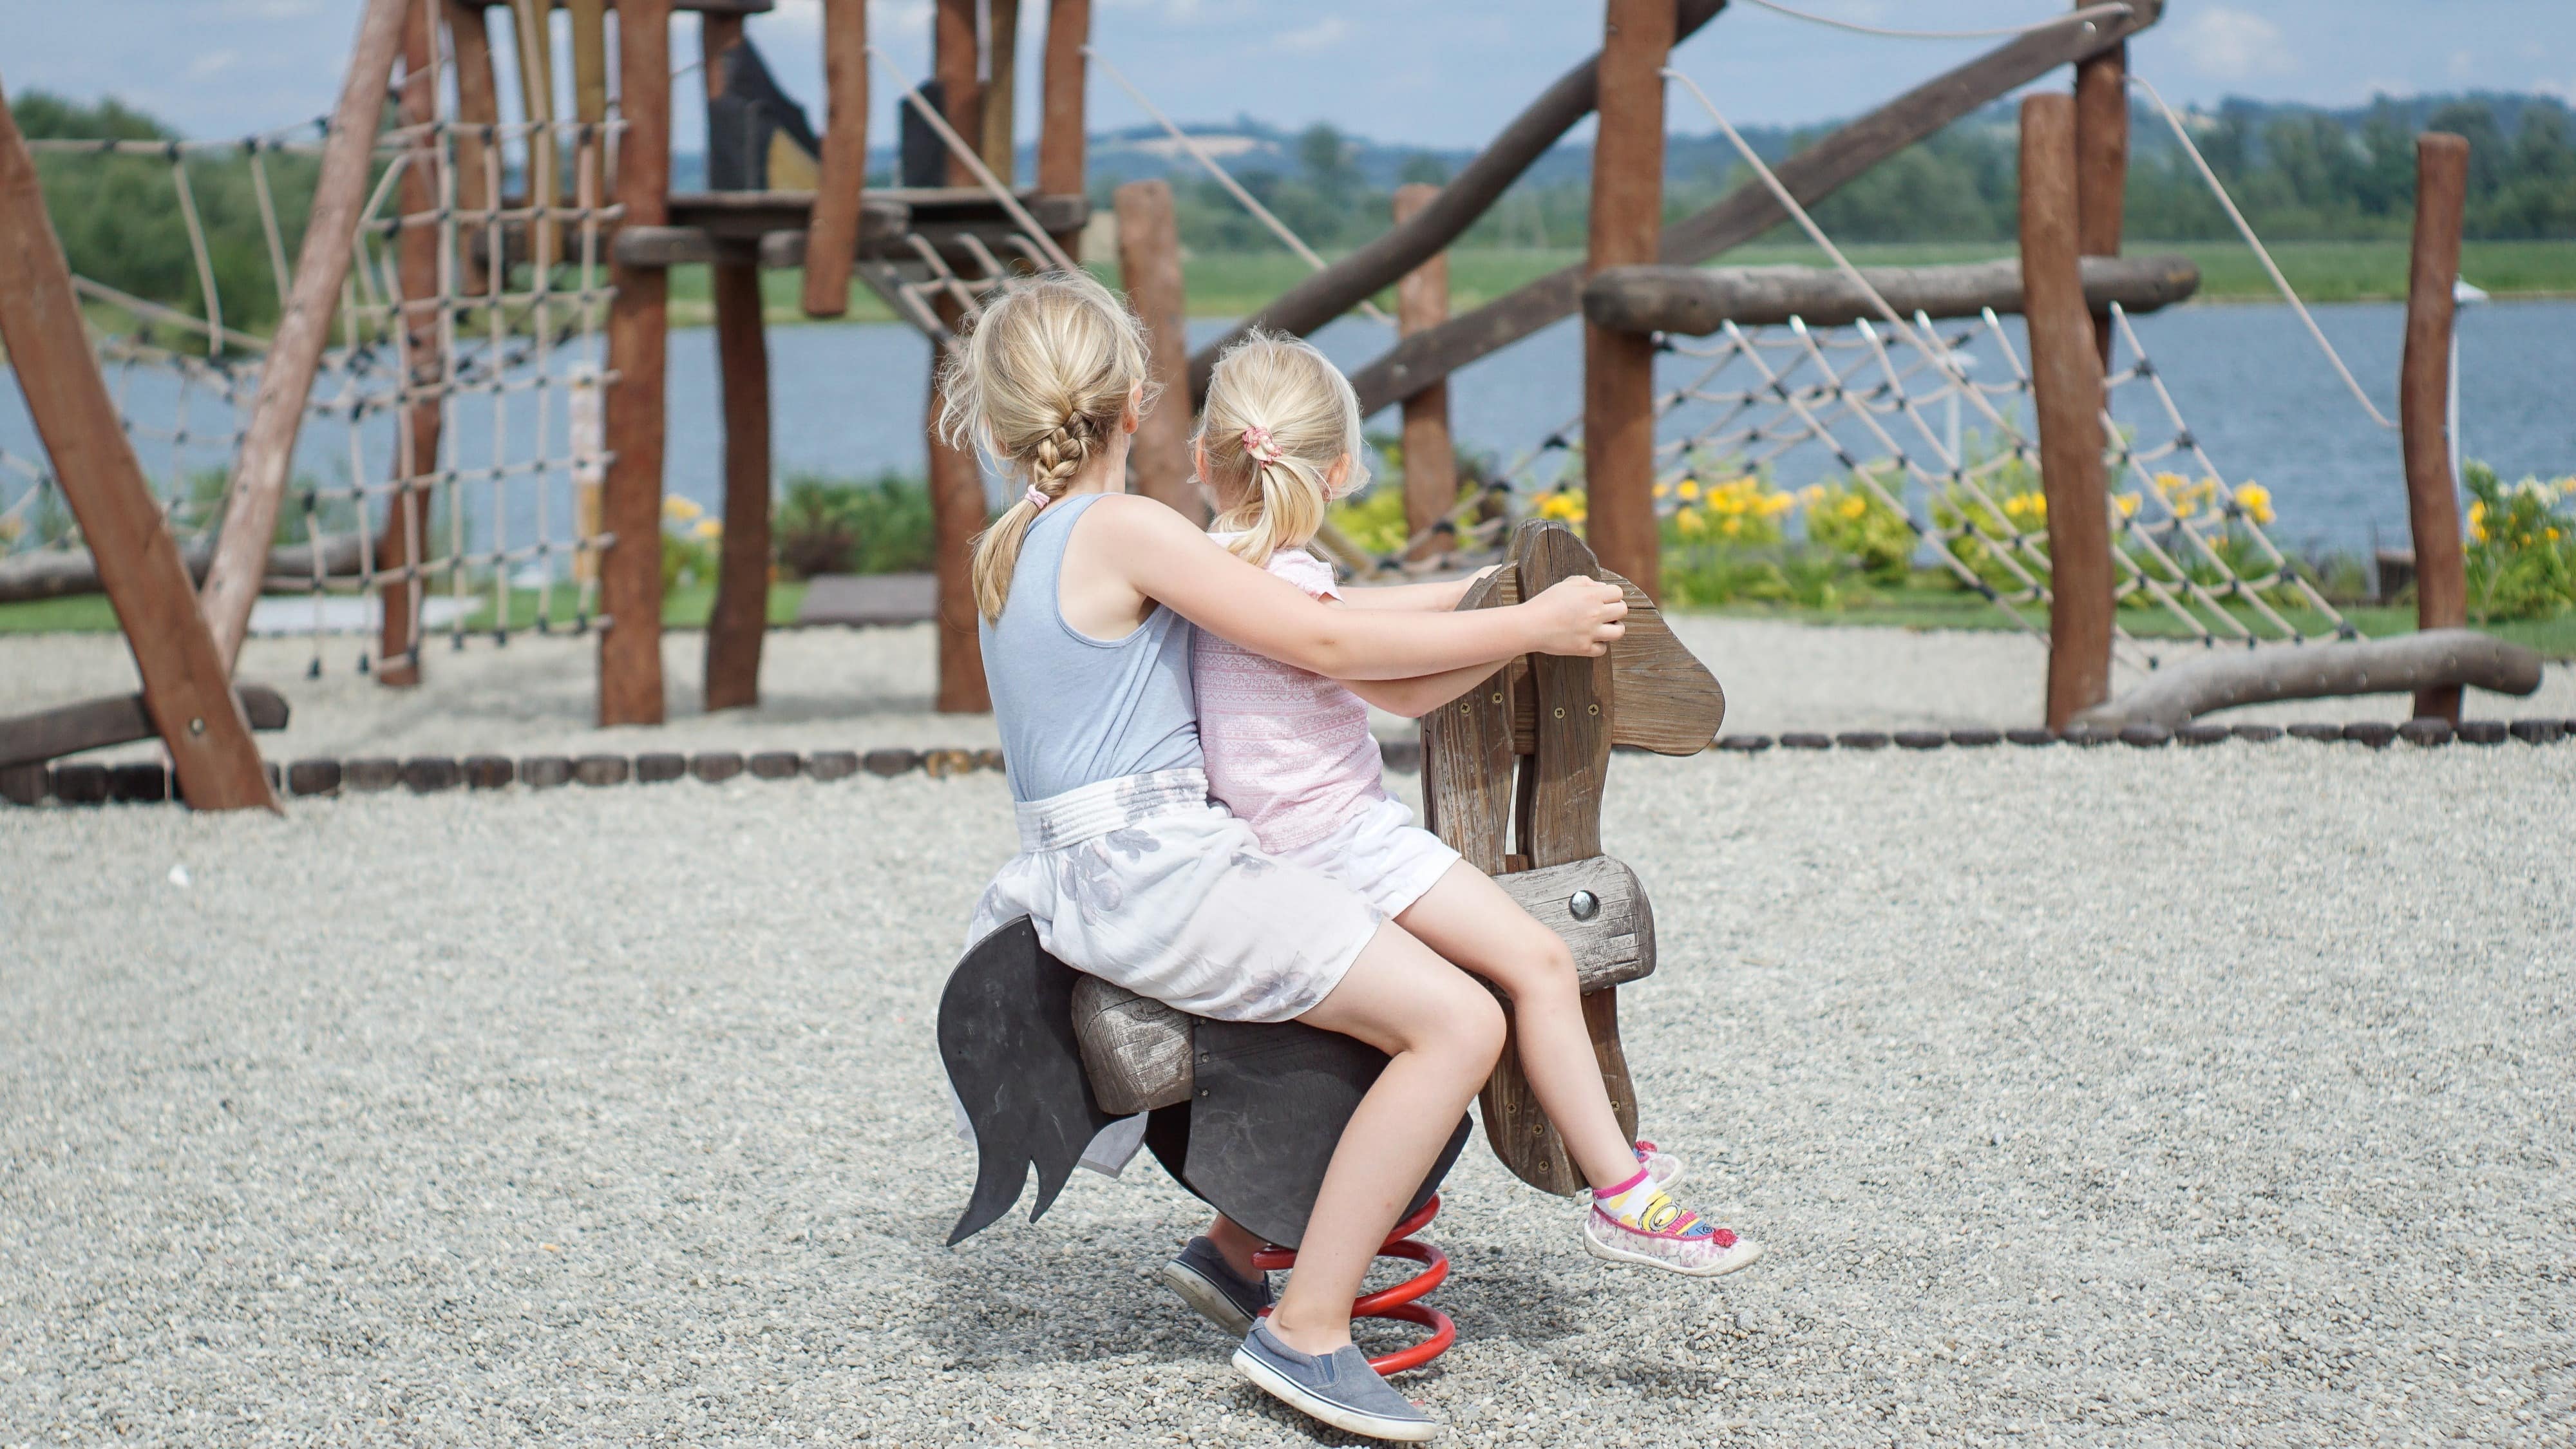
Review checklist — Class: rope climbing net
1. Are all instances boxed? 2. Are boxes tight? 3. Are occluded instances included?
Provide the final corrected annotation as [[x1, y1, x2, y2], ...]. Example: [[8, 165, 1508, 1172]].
[[1482, 302, 2347, 665], [1, 103, 624, 677]]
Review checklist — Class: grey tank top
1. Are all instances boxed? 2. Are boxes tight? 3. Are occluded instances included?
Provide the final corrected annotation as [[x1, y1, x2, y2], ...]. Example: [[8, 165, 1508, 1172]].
[[980, 493, 1202, 802]]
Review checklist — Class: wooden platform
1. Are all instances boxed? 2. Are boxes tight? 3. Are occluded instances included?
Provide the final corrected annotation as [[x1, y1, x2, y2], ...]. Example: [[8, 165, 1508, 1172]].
[[614, 189, 1088, 270], [793, 573, 938, 627]]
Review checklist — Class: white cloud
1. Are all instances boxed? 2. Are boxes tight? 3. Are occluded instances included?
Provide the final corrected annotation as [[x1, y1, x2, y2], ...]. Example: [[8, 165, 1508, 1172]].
[[1274, 17, 1350, 53], [223, 0, 324, 17], [2177, 7, 2298, 82], [188, 50, 242, 79], [2447, 49, 2476, 82]]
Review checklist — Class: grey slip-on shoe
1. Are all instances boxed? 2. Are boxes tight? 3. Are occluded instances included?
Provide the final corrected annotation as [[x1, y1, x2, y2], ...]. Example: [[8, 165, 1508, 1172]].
[[1231, 1319, 1441, 1442], [1160, 1235, 1270, 1336]]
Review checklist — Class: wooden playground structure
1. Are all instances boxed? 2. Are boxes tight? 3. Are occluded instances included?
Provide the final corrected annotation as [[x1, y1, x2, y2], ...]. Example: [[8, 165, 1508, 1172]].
[[0, 0, 2537, 813]]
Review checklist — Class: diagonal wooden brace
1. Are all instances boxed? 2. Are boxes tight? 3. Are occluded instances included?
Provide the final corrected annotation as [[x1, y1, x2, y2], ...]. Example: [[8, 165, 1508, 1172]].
[[0, 84, 278, 811]]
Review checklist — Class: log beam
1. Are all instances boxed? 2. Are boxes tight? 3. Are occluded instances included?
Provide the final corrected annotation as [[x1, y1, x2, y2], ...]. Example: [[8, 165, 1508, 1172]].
[[927, 298, 992, 714], [1113, 180, 1197, 519], [934, 0, 983, 188], [377, 0, 445, 688], [1347, 0, 2164, 416], [1582, 0, 1676, 600], [703, 16, 774, 714], [2072, 630, 2542, 729], [800, 0, 869, 317], [199, 0, 408, 670], [2072, 6, 2126, 372], [1393, 183, 1456, 549], [599, 0, 674, 725], [1037, 0, 1090, 258], [1581, 254, 2199, 334], [0, 83, 277, 811], [2019, 94, 2114, 730], [2402, 133, 2470, 723]]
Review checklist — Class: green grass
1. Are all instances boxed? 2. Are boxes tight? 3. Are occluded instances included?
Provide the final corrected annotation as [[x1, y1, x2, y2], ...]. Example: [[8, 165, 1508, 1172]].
[[661, 238, 2573, 330], [0, 582, 809, 636]]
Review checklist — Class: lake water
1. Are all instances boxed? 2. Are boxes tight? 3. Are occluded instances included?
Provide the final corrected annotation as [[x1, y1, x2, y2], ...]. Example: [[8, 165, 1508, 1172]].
[[5, 299, 2568, 564]]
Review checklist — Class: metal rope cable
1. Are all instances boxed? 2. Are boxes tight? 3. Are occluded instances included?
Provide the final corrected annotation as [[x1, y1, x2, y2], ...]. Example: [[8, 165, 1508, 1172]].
[[1734, 0, 2132, 41], [2127, 71, 2399, 431], [1086, 46, 1391, 325]]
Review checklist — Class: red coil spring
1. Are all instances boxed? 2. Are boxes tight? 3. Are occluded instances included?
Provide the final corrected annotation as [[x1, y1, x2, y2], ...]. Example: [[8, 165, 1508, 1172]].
[[1250, 1193, 1455, 1376]]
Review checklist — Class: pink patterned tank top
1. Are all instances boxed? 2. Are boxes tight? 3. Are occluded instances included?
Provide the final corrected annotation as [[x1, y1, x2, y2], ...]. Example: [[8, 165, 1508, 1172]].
[[1193, 540, 1389, 852]]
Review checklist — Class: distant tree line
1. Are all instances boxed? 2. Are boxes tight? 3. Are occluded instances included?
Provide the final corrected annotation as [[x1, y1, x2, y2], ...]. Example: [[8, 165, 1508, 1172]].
[[16, 91, 322, 336], [14, 84, 2570, 337], [1119, 92, 2576, 256]]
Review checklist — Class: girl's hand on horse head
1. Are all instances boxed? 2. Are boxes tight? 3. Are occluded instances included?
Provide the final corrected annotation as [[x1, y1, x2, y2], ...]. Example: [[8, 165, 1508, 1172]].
[[1528, 576, 1627, 657]]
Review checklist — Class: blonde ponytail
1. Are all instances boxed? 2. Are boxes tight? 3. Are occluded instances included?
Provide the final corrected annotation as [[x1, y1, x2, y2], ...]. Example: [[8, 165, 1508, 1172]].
[[1196, 331, 1370, 567], [939, 271, 1154, 621]]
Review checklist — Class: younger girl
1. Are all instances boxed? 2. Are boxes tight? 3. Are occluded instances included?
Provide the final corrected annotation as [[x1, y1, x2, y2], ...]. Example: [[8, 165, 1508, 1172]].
[[945, 272, 1629, 1443], [1172, 332, 1763, 1300]]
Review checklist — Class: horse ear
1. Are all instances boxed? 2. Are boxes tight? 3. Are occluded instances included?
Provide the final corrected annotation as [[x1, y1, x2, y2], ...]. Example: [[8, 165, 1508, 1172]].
[[937, 917, 1115, 1246]]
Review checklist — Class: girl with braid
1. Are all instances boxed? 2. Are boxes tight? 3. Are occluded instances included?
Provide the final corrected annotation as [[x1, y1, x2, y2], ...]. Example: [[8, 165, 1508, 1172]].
[[945, 272, 1627, 1441]]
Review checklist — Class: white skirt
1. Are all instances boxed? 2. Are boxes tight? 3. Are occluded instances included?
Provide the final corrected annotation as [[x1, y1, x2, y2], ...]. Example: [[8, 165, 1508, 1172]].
[[1271, 793, 1462, 920], [964, 768, 1383, 1024]]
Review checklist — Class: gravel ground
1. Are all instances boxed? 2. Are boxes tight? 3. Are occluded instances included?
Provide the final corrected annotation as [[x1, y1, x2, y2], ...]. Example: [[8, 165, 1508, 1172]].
[[6, 619, 2570, 765], [5, 742, 2572, 1446]]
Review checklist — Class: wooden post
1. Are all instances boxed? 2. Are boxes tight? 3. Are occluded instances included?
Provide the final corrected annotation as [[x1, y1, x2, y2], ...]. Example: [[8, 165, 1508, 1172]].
[[2072, 3, 2126, 373], [1580, 0, 1674, 601], [704, 13, 774, 714], [800, 0, 869, 318], [599, 0, 674, 726], [509, 0, 562, 272], [927, 300, 992, 714], [1037, 0, 1090, 256], [1392, 183, 1455, 551], [1113, 180, 1196, 519], [567, 0, 609, 126], [982, 0, 1021, 184], [444, 0, 500, 296], [935, 0, 983, 188], [377, 0, 446, 688], [199, 0, 408, 670], [2020, 94, 2114, 730], [0, 84, 278, 811], [2403, 132, 2470, 723]]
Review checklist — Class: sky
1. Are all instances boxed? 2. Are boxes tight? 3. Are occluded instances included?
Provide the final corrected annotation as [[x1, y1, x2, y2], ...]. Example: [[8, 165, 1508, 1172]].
[[6, 1, 2573, 153]]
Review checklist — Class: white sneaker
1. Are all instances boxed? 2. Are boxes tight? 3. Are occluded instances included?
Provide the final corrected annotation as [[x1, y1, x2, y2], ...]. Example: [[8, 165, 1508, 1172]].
[[1582, 1204, 1765, 1278]]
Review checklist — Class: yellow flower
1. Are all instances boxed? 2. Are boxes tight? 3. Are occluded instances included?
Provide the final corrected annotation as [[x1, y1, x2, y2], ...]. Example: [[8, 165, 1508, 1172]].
[[1719, 515, 1741, 537], [1676, 479, 1701, 502], [1675, 507, 1707, 538], [2115, 493, 2141, 517], [1839, 495, 1868, 520], [1537, 490, 1586, 524], [694, 518, 723, 540], [2234, 482, 2275, 526], [664, 495, 704, 522], [1653, 480, 1673, 499]]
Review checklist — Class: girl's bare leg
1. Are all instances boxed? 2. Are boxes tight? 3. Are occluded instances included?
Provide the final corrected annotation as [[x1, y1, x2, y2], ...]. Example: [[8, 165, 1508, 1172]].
[[1204, 1213, 1266, 1280], [1263, 921, 1505, 1357], [1394, 862, 1642, 1193]]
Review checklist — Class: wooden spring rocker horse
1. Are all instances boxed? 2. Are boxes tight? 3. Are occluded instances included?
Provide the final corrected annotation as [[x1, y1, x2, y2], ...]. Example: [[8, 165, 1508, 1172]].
[[939, 520, 1725, 1373]]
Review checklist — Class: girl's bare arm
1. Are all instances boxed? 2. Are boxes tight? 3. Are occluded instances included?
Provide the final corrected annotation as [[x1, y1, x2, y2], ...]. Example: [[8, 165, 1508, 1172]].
[[1088, 497, 1622, 680], [1339, 663, 1502, 719]]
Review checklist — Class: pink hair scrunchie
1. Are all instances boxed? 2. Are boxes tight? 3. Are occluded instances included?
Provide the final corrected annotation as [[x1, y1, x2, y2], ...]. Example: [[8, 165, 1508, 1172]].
[[1240, 424, 1285, 466], [1023, 484, 1052, 511]]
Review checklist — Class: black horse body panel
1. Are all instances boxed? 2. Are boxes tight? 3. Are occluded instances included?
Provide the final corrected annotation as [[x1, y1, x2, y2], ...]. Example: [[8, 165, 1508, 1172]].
[[940, 916, 1466, 1249]]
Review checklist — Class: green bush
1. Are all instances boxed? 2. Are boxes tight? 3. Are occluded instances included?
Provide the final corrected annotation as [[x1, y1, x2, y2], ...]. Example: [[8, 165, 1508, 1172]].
[[2463, 460, 2576, 622], [773, 471, 934, 578]]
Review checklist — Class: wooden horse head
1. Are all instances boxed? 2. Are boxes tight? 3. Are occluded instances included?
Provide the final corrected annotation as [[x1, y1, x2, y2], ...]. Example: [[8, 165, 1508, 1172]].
[[1421, 519, 1726, 1195]]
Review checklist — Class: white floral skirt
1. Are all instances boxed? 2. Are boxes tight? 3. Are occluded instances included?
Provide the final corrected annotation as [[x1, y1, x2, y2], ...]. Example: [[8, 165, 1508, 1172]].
[[964, 768, 1382, 1023]]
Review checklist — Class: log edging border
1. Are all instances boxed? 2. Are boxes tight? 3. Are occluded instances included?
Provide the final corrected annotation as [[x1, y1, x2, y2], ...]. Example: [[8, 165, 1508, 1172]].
[[5, 722, 2572, 809]]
